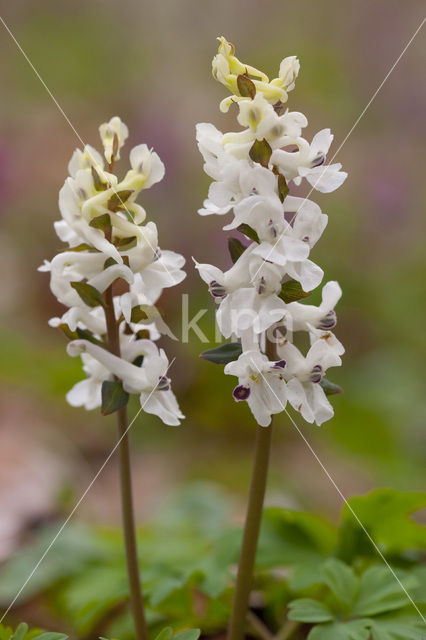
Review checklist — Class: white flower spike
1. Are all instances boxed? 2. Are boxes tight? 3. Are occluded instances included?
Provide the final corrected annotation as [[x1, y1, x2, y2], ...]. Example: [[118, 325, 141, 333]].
[[40, 117, 186, 425], [196, 39, 346, 427]]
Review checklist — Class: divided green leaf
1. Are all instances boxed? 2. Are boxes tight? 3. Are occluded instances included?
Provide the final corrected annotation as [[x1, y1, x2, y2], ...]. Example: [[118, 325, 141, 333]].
[[308, 620, 371, 640], [10, 624, 28, 640], [337, 489, 426, 562], [288, 598, 334, 623], [322, 558, 359, 609], [352, 566, 419, 617], [33, 634, 69, 640], [153, 628, 174, 640], [173, 630, 201, 640]]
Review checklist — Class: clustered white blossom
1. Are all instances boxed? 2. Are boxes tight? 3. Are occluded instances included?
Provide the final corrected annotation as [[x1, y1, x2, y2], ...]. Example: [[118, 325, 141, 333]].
[[40, 117, 186, 425], [196, 38, 347, 427]]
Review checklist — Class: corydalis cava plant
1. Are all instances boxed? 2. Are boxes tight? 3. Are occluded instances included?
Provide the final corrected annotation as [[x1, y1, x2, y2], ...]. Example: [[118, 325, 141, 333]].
[[39, 116, 186, 640], [197, 37, 347, 427], [196, 38, 347, 640], [40, 116, 186, 425]]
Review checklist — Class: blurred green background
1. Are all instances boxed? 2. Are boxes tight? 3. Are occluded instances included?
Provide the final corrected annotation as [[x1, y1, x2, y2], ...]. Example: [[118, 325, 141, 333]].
[[0, 0, 425, 569]]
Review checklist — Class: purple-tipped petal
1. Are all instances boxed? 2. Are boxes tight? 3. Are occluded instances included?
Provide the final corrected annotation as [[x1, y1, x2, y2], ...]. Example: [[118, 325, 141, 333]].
[[233, 385, 251, 401], [271, 359, 286, 370]]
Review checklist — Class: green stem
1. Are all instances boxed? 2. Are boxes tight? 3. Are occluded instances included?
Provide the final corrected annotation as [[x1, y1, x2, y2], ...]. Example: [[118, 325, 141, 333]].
[[227, 423, 273, 640], [104, 285, 149, 640], [227, 335, 277, 640]]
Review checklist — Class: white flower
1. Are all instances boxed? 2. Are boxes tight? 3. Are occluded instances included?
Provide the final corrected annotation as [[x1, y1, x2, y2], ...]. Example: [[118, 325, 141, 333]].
[[270, 129, 347, 193], [286, 280, 342, 333], [99, 116, 129, 163], [120, 144, 165, 192], [276, 56, 300, 94], [194, 248, 288, 337], [225, 350, 287, 427], [67, 350, 111, 410], [196, 122, 226, 181], [67, 340, 184, 425], [201, 159, 277, 220], [222, 93, 307, 158], [212, 37, 300, 113], [68, 144, 104, 178], [39, 251, 134, 309], [278, 339, 342, 425]]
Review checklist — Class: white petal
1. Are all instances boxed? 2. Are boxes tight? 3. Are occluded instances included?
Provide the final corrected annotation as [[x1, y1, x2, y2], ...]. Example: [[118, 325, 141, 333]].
[[139, 389, 184, 426], [301, 164, 347, 193]]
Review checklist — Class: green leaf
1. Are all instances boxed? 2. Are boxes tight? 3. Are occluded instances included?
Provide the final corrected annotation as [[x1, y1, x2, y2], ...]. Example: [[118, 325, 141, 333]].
[[308, 620, 370, 640], [237, 74, 256, 98], [89, 213, 111, 236], [288, 598, 334, 623], [0, 525, 101, 604], [249, 138, 272, 167], [200, 342, 242, 365], [107, 190, 134, 212], [368, 611, 426, 640], [70, 282, 106, 308], [228, 237, 246, 263], [352, 566, 419, 617], [337, 489, 426, 561], [33, 634, 68, 640], [154, 628, 174, 640], [173, 631, 201, 640], [278, 279, 312, 303], [277, 173, 289, 202], [237, 223, 260, 244], [289, 562, 324, 591], [91, 166, 108, 191], [320, 378, 344, 396], [101, 380, 129, 416], [11, 624, 28, 640], [130, 306, 149, 323], [257, 507, 336, 569], [322, 558, 359, 609]]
